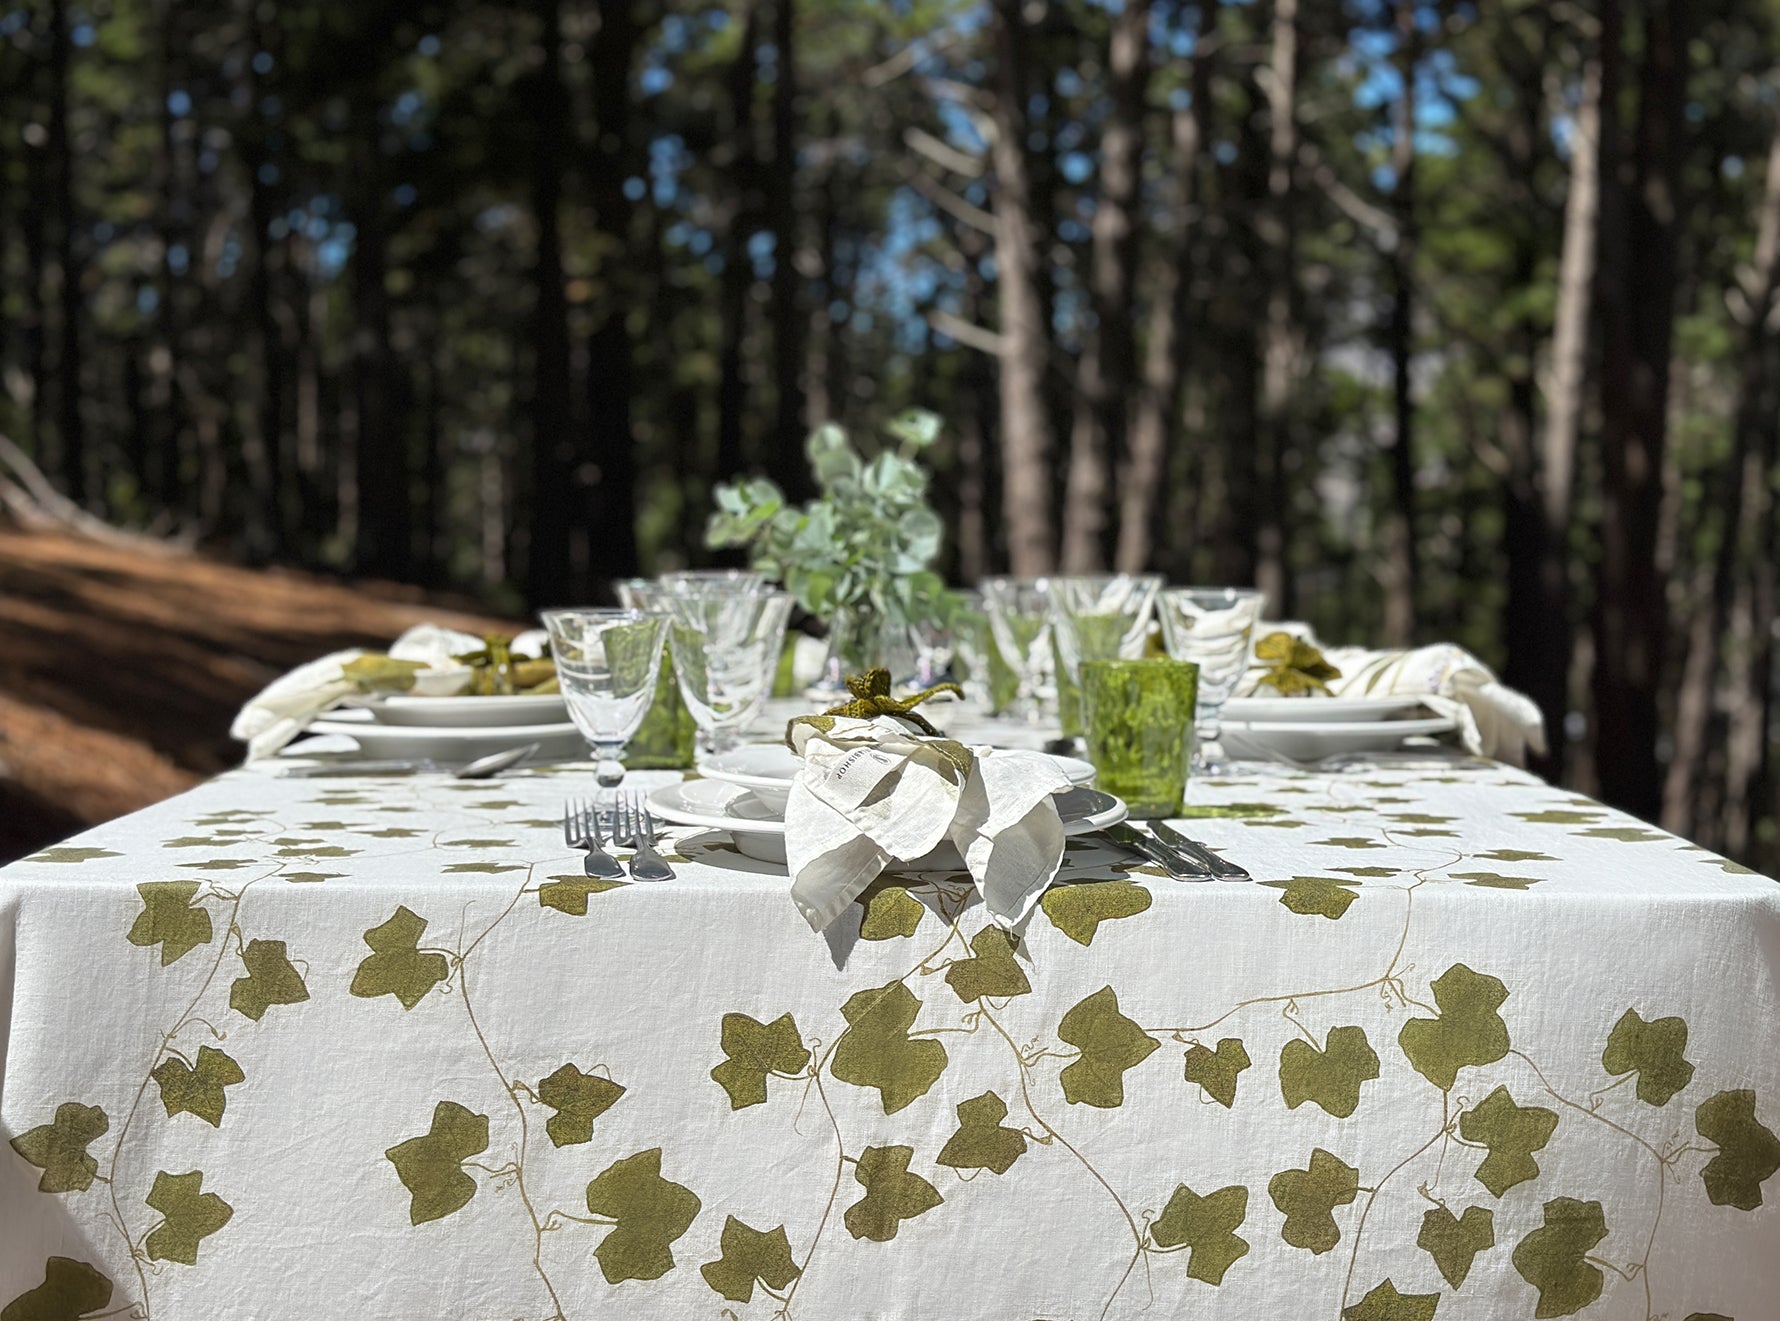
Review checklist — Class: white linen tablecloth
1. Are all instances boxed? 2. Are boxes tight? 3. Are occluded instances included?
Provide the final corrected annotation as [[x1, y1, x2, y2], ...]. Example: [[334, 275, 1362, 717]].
[[2, 730, 1778, 1320]]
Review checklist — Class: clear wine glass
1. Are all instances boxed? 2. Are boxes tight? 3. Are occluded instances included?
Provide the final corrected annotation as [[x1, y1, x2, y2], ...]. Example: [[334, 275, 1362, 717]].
[[540, 608, 670, 787], [1156, 587, 1266, 774], [664, 585, 793, 754], [1049, 574, 1164, 684], [979, 576, 1055, 724]]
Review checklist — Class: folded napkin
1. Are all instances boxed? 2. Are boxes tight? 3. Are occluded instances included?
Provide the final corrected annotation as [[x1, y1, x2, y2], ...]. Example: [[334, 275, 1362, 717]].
[[783, 715, 1072, 934], [1237, 624, 1547, 765], [230, 624, 547, 760]]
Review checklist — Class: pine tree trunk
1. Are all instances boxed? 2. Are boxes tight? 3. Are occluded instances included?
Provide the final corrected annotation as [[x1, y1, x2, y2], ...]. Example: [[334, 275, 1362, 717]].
[[48, 0, 85, 505], [715, 0, 761, 484], [988, 0, 1056, 576], [1592, 0, 1685, 823], [1255, 0, 1299, 611], [766, 0, 807, 500], [1381, 0, 1417, 647], [1061, 0, 1150, 572]]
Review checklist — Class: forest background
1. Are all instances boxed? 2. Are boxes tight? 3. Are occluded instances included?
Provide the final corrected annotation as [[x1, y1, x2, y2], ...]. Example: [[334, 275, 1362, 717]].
[[2, 0, 1777, 871]]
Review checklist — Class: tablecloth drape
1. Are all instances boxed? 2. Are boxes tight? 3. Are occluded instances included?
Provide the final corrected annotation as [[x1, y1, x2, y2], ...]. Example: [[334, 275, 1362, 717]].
[[3, 745, 1777, 1320]]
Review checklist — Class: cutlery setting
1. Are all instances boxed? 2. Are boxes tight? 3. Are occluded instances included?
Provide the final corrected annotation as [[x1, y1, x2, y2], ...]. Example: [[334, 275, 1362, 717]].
[[563, 795, 677, 881], [1097, 821, 1250, 881]]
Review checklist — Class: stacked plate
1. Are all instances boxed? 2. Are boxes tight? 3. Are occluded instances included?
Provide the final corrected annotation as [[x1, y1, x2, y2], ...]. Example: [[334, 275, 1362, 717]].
[[305, 691, 584, 761], [1218, 695, 1456, 762], [648, 743, 1123, 865]]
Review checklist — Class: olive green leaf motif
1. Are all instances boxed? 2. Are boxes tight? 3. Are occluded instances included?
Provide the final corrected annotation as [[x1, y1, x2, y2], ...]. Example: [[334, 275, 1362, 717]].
[[1511, 1197, 1607, 1318], [1451, 872, 1541, 890], [229, 939, 310, 1021], [385, 1100, 490, 1225], [27, 846, 121, 863], [1398, 964, 1511, 1091], [1263, 875, 1361, 919], [1184, 1038, 1251, 1108], [584, 1148, 702, 1284], [151, 1046, 245, 1128], [1417, 1204, 1494, 1289], [1458, 1086, 1558, 1197], [1040, 880, 1152, 946], [1280, 1026, 1379, 1119], [1694, 1089, 1780, 1210], [1477, 849, 1556, 862], [858, 882, 925, 939], [1150, 1183, 1250, 1285], [843, 1145, 943, 1242], [9, 1104, 109, 1193], [700, 1217, 801, 1303], [538, 1064, 625, 1146], [1682, 1314, 1732, 1320], [1602, 1009, 1694, 1106], [831, 982, 948, 1114], [944, 926, 1031, 1003], [1313, 836, 1386, 850], [936, 1091, 1026, 1176], [350, 906, 449, 1009], [0, 1257, 112, 1321], [144, 1169, 233, 1265], [126, 881, 213, 966], [1059, 986, 1159, 1109], [711, 1012, 811, 1110], [1335, 865, 1401, 878], [1268, 1149, 1359, 1254], [1341, 1279, 1440, 1321], [538, 875, 627, 916]]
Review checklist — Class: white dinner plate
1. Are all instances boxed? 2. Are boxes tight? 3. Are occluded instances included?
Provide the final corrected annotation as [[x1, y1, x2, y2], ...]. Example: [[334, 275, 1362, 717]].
[[697, 744, 1096, 815], [1222, 695, 1429, 724], [650, 779, 1127, 866], [347, 692, 570, 728], [1220, 714, 1455, 762], [305, 718, 585, 761]]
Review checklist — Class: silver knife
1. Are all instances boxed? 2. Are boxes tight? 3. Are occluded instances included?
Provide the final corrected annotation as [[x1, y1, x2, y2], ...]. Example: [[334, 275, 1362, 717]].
[[1152, 821, 1251, 880], [1104, 823, 1214, 881]]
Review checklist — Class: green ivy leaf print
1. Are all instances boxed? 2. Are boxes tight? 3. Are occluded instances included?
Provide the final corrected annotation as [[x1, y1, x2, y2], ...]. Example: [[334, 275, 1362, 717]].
[[1341, 1279, 1440, 1321], [1417, 1205, 1494, 1289], [1279, 1027, 1379, 1119], [442, 861, 525, 874], [1398, 964, 1511, 1091], [538, 875, 627, 915], [1476, 849, 1556, 863], [9, 1104, 109, 1193], [1040, 880, 1152, 946], [1601, 1009, 1694, 1106], [1058, 986, 1158, 1109], [936, 1091, 1026, 1176], [1313, 836, 1386, 850], [1184, 1038, 1251, 1108], [1682, 1314, 1732, 1320], [151, 1046, 245, 1128], [831, 982, 948, 1115], [711, 1012, 810, 1110], [858, 882, 925, 939], [700, 1217, 801, 1303], [1263, 876, 1361, 919], [0, 1257, 112, 1321], [1511, 1197, 1607, 1318], [1694, 1089, 1780, 1210], [584, 1148, 702, 1284], [229, 939, 310, 1021], [1268, 1149, 1359, 1255], [1452, 872, 1541, 890], [944, 926, 1031, 1003], [26, 846, 121, 864], [538, 1064, 625, 1146], [385, 1101, 490, 1225], [1514, 810, 1600, 825], [1334, 866, 1401, 878], [1150, 1184, 1249, 1285], [1458, 1086, 1558, 1197], [126, 881, 213, 966], [843, 1145, 943, 1242], [350, 907, 449, 1009], [144, 1169, 233, 1265]]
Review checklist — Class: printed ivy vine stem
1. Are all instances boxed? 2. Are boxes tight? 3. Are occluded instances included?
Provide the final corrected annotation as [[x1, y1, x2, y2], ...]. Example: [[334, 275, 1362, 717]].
[[1336, 1109, 1458, 1315]]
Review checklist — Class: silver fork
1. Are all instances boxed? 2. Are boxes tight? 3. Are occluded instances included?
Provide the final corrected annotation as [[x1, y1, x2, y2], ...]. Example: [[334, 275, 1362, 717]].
[[621, 793, 675, 882], [563, 798, 624, 880]]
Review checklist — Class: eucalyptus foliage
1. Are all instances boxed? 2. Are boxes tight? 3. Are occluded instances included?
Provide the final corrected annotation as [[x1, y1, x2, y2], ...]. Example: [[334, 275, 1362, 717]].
[[706, 411, 948, 629]]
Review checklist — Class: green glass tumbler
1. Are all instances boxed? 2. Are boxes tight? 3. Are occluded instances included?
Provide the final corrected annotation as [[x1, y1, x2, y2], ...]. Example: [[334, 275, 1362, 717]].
[[622, 653, 697, 769], [1080, 658, 1200, 818]]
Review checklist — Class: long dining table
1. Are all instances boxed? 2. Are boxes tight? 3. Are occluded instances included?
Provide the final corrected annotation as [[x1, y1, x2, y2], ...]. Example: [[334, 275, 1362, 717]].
[[3, 716, 1778, 1320]]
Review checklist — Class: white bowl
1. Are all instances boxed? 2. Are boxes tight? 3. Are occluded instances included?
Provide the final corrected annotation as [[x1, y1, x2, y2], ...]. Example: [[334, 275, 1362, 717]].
[[351, 692, 569, 728]]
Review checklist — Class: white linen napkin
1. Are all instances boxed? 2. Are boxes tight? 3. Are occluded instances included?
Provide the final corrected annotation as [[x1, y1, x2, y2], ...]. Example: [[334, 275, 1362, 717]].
[[230, 624, 546, 761], [783, 715, 1072, 934], [1237, 625, 1547, 765]]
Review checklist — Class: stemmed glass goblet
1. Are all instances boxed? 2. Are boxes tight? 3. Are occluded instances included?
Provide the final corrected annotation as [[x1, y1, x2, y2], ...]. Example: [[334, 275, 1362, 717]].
[[1156, 587, 1265, 774], [541, 608, 670, 787]]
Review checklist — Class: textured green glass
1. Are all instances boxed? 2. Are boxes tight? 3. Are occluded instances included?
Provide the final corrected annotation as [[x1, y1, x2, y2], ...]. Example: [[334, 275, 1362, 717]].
[[1081, 659, 1199, 818], [1053, 615, 1127, 739], [1053, 636, 1082, 738], [623, 654, 696, 769]]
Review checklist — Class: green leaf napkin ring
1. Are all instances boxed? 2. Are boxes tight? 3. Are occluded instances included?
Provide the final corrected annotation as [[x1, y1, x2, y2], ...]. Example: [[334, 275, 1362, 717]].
[[1253, 632, 1343, 697], [786, 668, 963, 740]]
